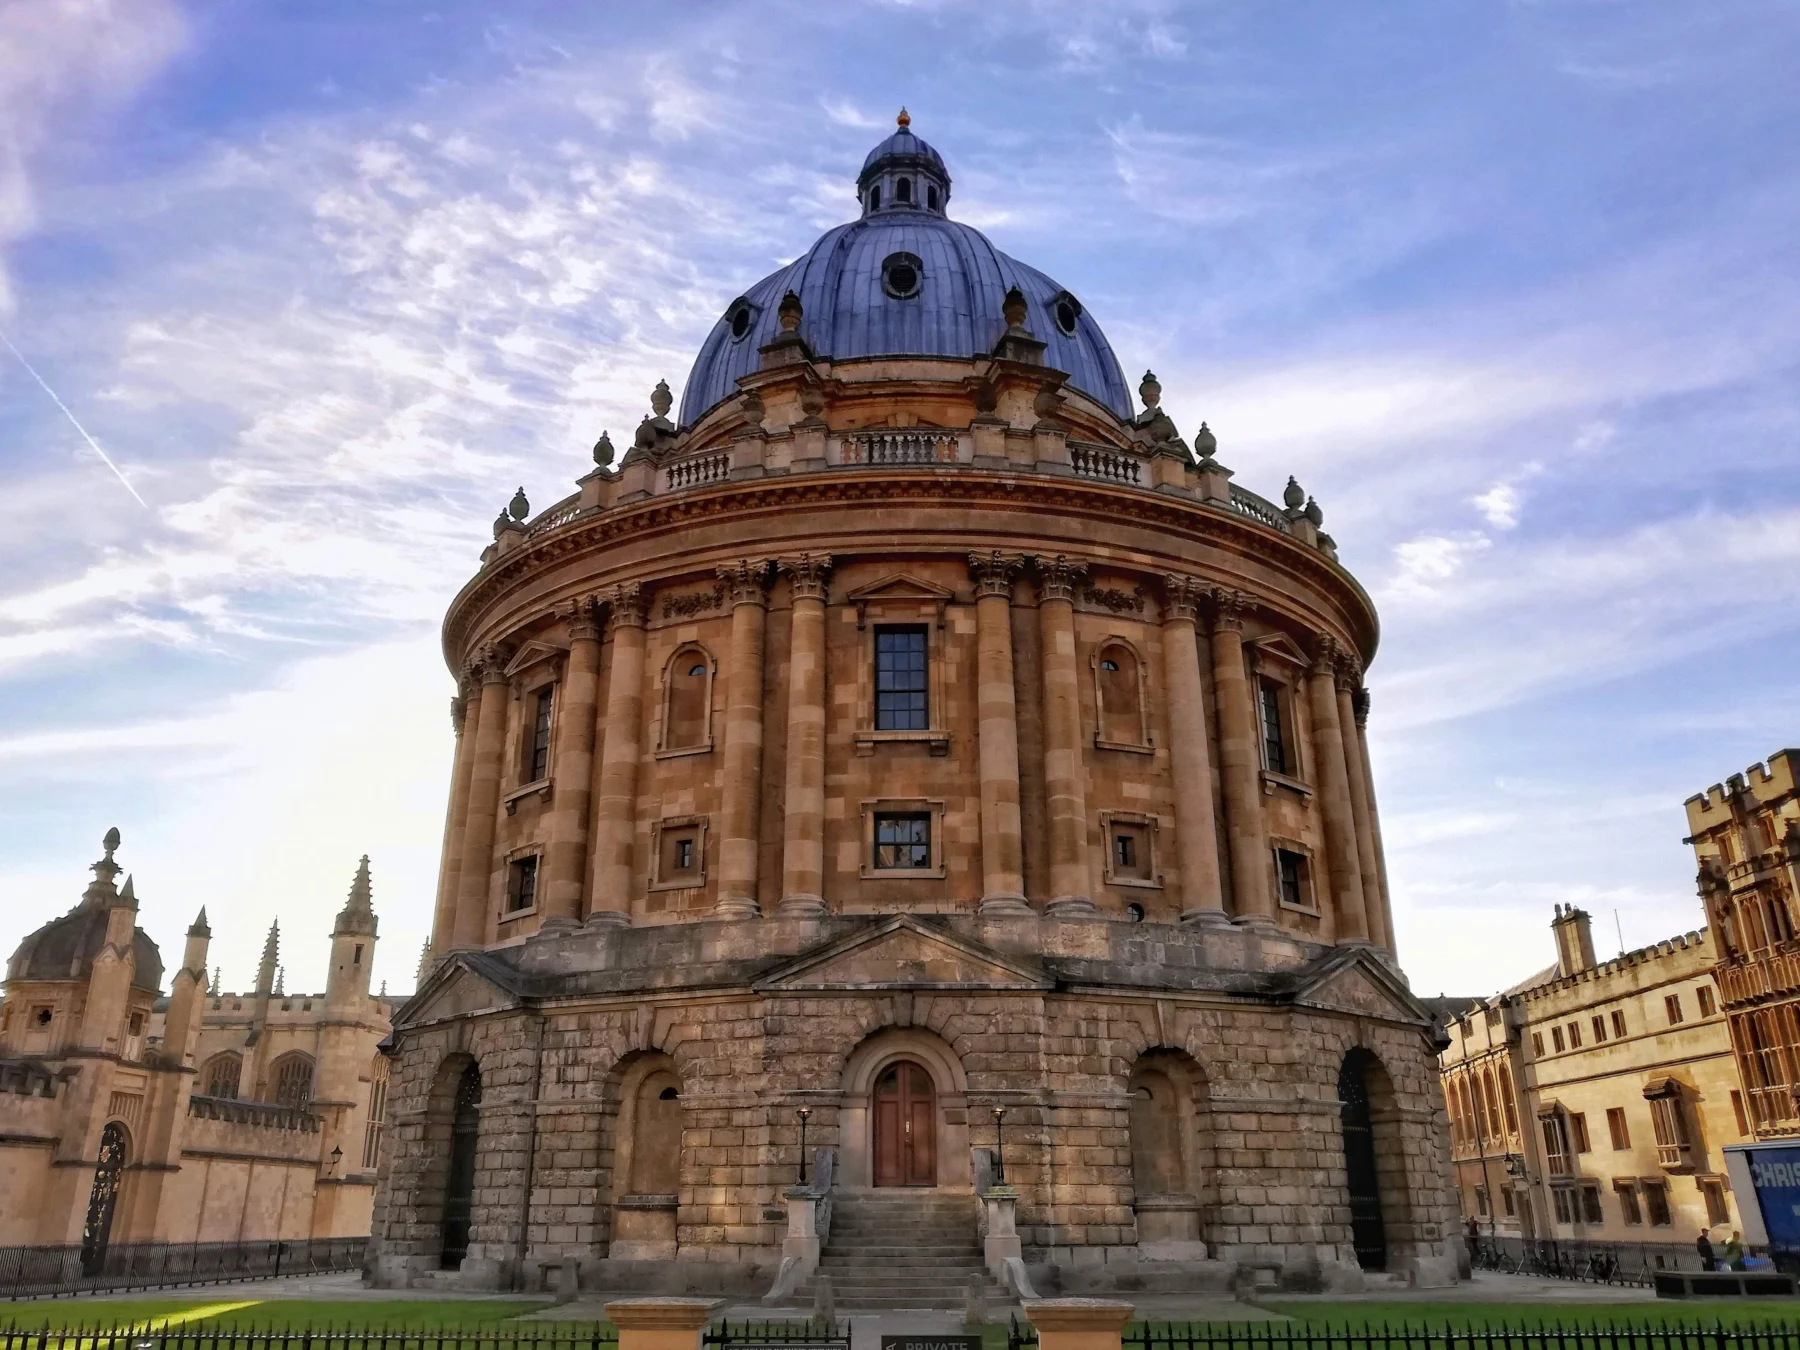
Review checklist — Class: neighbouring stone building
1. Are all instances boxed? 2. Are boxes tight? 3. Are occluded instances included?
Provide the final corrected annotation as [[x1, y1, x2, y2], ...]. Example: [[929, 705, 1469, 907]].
[[1689, 750, 1800, 1137], [1441, 905, 1748, 1250], [0, 835, 394, 1258], [372, 113, 1460, 1300]]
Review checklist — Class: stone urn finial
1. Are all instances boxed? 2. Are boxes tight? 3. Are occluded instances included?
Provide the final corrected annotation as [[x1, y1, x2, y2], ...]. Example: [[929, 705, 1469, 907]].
[[778, 291, 803, 332], [651, 379, 674, 419], [593, 430, 615, 467], [508, 486, 530, 521], [1283, 476, 1305, 510], [1002, 286, 1028, 330], [1193, 421, 1217, 461], [1304, 495, 1324, 527], [1139, 370, 1162, 410]]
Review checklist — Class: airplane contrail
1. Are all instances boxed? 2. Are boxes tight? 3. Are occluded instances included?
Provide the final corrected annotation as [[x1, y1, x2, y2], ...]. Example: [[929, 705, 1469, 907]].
[[0, 328, 148, 508]]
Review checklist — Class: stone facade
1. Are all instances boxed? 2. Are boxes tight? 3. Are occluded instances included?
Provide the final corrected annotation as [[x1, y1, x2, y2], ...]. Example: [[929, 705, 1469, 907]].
[[1441, 906, 1748, 1247], [0, 840, 394, 1250], [373, 115, 1459, 1297], [1688, 750, 1800, 1136]]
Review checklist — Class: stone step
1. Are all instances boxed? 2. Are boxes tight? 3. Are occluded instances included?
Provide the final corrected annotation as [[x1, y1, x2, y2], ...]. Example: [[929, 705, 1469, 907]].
[[820, 1252, 983, 1264]]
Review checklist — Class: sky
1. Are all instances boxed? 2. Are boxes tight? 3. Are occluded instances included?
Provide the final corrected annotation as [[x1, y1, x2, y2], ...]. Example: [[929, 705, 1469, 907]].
[[2, 0, 1797, 1000]]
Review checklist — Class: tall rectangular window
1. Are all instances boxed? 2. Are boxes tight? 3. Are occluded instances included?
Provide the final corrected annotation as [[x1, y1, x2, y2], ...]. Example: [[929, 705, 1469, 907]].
[[1259, 678, 1288, 775], [1568, 1021, 1583, 1049], [1612, 1009, 1628, 1038], [507, 855, 539, 913], [874, 627, 929, 731], [1593, 1014, 1608, 1043], [1665, 994, 1684, 1025], [1607, 1107, 1630, 1150], [1701, 1178, 1729, 1226], [873, 812, 931, 869], [528, 687, 554, 781], [1580, 1185, 1604, 1225], [1532, 1032, 1545, 1057], [1644, 1181, 1672, 1226], [1615, 1181, 1642, 1225], [1275, 849, 1312, 910], [1698, 986, 1717, 1017], [1569, 1112, 1591, 1153], [1552, 1026, 1565, 1053], [1732, 1090, 1750, 1136]]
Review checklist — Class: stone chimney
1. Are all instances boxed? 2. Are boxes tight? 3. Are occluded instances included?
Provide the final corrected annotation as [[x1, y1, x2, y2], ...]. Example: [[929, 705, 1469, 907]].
[[1552, 902, 1597, 977]]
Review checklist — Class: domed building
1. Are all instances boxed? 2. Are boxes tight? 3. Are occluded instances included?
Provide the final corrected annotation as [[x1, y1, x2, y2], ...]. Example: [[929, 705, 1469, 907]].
[[374, 114, 1458, 1302]]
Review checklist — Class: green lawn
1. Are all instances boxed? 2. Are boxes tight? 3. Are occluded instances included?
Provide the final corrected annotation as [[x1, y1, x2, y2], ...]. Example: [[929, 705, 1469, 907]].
[[0, 1300, 565, 1335]]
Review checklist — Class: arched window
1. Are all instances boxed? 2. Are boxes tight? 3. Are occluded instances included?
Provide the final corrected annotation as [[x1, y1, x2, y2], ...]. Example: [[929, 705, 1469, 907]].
[[629, 1069, 683, 1195], [363, 1053, 390, 1170], [272, 1053, 315, 1110], [1483, 1070, 1503, 1141], [1339, 1049, 1388, 1270], [1094, 642, 1148, 747], [80, 1121, 128, 1273], [1128, 1066, 1186, 1196], [661, 646, 714, 752], [896, 176, 912, 204], [441, 1061, 481, 1269], [926, 185, 939, 211], [869, 184, 881, 211], [202, 1053, 241, 1100]]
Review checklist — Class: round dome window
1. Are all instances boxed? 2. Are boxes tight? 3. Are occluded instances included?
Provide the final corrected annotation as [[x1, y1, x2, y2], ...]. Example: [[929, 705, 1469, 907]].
[[1053, 292, 1082, 336], [881, 251, 923, 300], [727, 299, 755, 341]]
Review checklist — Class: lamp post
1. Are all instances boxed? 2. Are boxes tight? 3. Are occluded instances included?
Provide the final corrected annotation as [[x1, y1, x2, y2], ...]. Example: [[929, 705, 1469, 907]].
[[991, 1105, 1006, 1185], [796, 1107, 812, 1185], [327, 1145, 342, 1178]]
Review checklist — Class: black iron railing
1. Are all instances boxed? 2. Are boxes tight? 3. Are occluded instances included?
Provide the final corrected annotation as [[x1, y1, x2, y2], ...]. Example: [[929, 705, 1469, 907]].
[[1467, 1235, 1780, 1287], [703, 1323, 848, 1350], [0, 1237, 366, 1299], [1106, 1330, 1800, 1350]]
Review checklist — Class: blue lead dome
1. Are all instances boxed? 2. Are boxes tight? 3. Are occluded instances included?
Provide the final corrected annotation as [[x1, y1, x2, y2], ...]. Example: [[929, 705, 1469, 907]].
[[679, 112, 1134, 425]]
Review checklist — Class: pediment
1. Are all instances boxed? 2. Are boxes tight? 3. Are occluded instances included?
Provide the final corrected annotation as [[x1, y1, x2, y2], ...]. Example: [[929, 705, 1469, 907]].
[[1289, 947, 1434, 1026], [755, 915, 1052, 993], [394, 954, 524, 1029], [1248, 632, 1310, 671], [845, 573, 956, 626], [504, 640, 566, 679]]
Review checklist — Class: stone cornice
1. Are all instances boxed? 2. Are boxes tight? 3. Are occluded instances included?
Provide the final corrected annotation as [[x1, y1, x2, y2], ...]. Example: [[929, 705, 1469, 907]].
[[442, 471, 1378, 668]]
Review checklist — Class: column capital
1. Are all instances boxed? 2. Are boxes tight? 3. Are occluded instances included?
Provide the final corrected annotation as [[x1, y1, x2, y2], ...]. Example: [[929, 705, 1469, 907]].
[[969, 550, 1026, 599], [718, 558, 773, 607], [1161, 573, 1208, 623], [566, 594, 603, 641], [1351, 686, 1372, 729], [1310, 633, 1345, 679], [779, 552, 833, 602], [1032, 554, 1088, 604], [467, 645, 509, 686], [449, 694, 466, 730], [1207, 586, 1253, 632], [607, 582, 648, 629]]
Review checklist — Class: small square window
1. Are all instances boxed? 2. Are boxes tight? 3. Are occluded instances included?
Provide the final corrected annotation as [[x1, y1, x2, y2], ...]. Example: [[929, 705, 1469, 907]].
[[1109, 823, 1154, 883], [658, 826, 704, 885], [506, 855, 539, 913], [1274, 848, 1314, 911], [874, 813, 931, 869], [1698, 986, 1716, 1017]]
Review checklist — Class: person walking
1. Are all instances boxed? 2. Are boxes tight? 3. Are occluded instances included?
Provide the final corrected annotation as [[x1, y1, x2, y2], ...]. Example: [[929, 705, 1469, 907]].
[[1725, 1230, 1747, 1271], [1696, 1228, 1717, 1271]]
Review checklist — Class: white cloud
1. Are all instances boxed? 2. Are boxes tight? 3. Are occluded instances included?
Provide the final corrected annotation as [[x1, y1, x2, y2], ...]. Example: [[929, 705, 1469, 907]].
[[1385, 532, 1493, 600], [820, 98, 887, 130], [1472, 481, 1521, 529]]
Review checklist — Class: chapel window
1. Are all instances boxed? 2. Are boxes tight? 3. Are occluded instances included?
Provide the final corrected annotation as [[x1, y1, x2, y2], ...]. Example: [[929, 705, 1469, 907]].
[[203, 1053, 241, 1100], [526, 686, 553, 782], [1259, 678, 1290, 775], [506, 855, 539, 914], [874, 626, 929, 730], [273, 1054, 314, 1110], [874, 812, 931, 870]]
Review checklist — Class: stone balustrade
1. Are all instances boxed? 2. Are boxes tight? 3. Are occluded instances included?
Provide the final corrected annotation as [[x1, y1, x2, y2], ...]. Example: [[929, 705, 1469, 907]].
[[187, 1093, 320, 1132]]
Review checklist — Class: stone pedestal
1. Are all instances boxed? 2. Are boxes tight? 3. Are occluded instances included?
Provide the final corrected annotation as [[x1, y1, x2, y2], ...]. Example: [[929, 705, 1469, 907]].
[[605, 1299, 725, 1350], [1020, 1299, 1136, 1350]]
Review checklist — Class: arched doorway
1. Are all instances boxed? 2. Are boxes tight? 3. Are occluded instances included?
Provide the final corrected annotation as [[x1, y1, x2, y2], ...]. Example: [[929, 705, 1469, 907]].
[[440, 1061, 481, 1269], [80, 1122, 128, 1275], [1338, 1049, 1386, 1270], [873, 1060, 936, 1186]]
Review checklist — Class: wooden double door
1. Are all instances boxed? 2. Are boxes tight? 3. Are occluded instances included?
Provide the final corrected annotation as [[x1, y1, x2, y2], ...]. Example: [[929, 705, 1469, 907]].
[[873, 1060, 937, 1187]]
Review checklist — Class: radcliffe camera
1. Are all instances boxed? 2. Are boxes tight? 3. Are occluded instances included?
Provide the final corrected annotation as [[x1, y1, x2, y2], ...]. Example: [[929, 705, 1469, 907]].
[[0, 1, 1796, 1337]]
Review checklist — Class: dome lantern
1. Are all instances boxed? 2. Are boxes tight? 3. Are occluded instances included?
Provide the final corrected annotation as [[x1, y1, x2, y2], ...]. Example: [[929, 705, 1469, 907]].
[[857, 109, 952, 219]]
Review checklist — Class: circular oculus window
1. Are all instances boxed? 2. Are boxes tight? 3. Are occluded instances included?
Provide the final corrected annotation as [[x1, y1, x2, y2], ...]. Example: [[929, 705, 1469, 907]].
[[881, 251, 923, 299], [1053, 294, 1082, 336], [726, 300, 755, 341]]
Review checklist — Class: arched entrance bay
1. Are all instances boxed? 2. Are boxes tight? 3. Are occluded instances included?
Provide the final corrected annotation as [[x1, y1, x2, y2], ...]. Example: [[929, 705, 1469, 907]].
[[1338, 1049, 1386, 1271], [873, 1060, 936, 1186], [440, 1061, 481, 1269], [80, 1121, 128, 1275]]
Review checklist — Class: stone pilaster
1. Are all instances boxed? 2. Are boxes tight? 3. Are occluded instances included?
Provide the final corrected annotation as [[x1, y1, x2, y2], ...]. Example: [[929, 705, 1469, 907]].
[[1035, 555, 1093, 916], [778, 554, 833, 917], [587, 585, 647, 927], [452, 650, 511, 949], [430, 682, 481, 956], [1306, 640, 1369, 945], [1352, 687, 1397, 957], [1162, 575, 1227, 925], [716, 559, 772, 918], [1207, 590, 1272, 928], [970, 551, 1029, 914], [1334, 658, 1388, 953], [539, 598, 602, 930]]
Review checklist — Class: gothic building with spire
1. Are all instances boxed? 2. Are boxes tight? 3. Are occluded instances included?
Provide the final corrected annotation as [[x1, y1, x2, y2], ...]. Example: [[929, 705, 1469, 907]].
[[0, 834, 395, 1259]]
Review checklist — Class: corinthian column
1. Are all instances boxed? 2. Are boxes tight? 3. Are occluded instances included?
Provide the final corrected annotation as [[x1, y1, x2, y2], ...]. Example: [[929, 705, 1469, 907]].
[[1208, 590, 1272, 927], [778, 554, 832, 917], [1035, 555, 1092, 916], [451, 651, 510, 949], [1333, 658, 1388, 952], [587, 584, 646, 927], [1306, 639, 1369, 944], [429, 683, 480, 957], [539, 597, 601, 930], [970, 551, 1029, 915], [1162, 576, 1226, 925], [1352, 687, 1397, 956], [716, 559, 772, 918]]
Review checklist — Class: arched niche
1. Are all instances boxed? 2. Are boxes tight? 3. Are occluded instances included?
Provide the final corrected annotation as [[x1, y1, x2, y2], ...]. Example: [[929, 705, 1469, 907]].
[[836, 1027, 971, 1191], [1338, 1046, 1417, 1273], [658, 643, 716, 755], [1126, 1048, 1214, 1260], [411, 1052, 480, 1271], [1093, 638, 1152, 751], [608, 1051, 683, 1259]]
